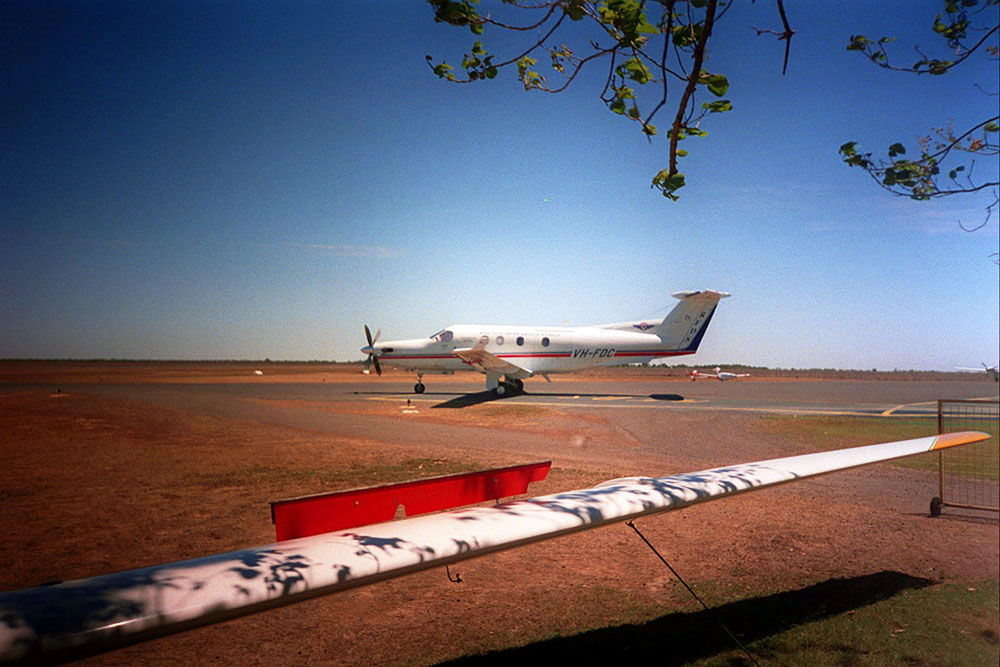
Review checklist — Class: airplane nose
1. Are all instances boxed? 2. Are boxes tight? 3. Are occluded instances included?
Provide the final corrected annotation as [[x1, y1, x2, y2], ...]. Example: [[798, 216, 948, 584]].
[[361, 345, 373, 355]]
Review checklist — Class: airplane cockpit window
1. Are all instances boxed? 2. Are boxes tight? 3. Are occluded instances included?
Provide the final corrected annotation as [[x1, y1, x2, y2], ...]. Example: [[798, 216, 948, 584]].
[[430, 330, 454, 343]]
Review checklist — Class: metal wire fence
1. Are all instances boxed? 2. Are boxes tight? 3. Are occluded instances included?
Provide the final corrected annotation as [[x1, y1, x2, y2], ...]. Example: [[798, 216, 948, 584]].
[[934, 399, 999, 515]]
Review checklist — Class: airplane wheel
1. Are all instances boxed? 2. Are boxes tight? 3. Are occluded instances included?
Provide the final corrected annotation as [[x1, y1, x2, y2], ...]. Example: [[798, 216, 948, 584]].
[[494, 384, 507, 397], [414, 383, 425, 394], [512, 379, 524, 392], [929, 496, 943, 517]]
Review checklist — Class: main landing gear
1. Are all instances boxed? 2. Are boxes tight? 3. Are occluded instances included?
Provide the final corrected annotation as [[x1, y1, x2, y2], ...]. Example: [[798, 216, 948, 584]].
[[493, 378, 524, 397], [410, 373, 524, 396]]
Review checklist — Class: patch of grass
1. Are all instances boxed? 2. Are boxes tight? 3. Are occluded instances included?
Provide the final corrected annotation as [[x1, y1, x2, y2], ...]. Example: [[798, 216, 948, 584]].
[[753, 415, 938, 450], [706, 580, 1000, 667], [752, 415, 999, 479], [440, 576, 999, 667]]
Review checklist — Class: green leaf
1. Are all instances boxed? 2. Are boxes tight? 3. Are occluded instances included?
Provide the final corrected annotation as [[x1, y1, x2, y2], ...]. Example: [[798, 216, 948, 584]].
[[927, 59, 952, 74], [888, 142, 906, 157], [432, 0, 481, 27], [432, 61, 454, 78], [565, 0, 586, 21], [846, 35, 872, 51], [624, 57, 652, 84], [652, 169, 685, 200], [700, 72, 729, 97], [664, 173, 686, 194], [702, 99, 732, 113]]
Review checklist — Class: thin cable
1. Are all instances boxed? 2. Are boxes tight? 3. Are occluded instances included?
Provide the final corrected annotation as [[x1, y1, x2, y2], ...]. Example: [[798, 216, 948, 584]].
[[626, 520, 760, 667]]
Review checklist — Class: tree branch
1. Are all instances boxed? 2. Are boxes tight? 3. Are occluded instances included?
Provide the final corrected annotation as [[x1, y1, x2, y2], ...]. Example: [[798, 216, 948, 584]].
[[668, 0, 717, 176]]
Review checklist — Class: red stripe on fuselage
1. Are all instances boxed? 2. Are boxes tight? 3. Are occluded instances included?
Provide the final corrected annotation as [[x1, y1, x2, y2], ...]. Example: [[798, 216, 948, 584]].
[[380, 349, 693, 362]]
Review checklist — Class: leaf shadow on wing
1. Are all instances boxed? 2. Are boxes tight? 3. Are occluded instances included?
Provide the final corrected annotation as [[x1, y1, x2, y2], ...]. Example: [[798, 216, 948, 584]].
[[0, 549, 312, 663], [437, 571, 937, 666]]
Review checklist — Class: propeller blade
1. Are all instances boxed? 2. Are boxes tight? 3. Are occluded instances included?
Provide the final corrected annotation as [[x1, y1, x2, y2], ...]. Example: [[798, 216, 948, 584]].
[[363, 325, 382, 375]]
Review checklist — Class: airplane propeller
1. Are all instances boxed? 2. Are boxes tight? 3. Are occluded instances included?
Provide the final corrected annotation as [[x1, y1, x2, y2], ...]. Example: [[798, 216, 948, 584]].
[[362, 325, 382, 376]]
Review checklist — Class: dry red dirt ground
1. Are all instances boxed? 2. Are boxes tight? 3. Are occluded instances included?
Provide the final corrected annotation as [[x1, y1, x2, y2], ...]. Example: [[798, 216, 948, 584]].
[[1, 362, 997, 665]]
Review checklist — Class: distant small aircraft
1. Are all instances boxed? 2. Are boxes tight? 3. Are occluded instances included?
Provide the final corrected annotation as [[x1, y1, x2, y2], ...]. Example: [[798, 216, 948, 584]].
[[362, 289, 730, 395], [956, 363, 999, 382], [689, 366, 751, 382]]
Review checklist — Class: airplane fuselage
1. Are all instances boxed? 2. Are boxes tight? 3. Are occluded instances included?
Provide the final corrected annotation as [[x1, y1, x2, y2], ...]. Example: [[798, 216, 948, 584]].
[[375, 324, 694, 376], [362, 289, 730, 394]]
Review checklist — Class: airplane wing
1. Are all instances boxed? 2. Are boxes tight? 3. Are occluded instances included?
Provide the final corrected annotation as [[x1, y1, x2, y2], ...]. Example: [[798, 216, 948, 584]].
[[0, 431, 988, 664], [453, 346, 533, 379]]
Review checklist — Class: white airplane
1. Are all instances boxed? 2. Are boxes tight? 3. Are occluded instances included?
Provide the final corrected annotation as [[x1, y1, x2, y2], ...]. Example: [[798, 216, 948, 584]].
[[956, 363, 999, 382], [0, 430, 989, 662], [362, 289, 731, 395], [689, 366, 751, 381]]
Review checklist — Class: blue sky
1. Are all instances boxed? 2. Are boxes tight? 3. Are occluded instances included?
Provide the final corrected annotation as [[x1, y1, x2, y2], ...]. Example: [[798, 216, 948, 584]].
[[2, 1, 998, 369]]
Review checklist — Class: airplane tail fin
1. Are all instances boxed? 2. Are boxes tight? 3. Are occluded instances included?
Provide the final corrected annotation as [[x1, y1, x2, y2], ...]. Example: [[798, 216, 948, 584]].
[[654, 290, 730, 352]]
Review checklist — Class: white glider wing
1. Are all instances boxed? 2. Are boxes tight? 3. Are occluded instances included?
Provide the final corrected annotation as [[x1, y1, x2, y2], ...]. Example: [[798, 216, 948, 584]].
[[0, 431, 988, 664], [453, 345, 533, 379]]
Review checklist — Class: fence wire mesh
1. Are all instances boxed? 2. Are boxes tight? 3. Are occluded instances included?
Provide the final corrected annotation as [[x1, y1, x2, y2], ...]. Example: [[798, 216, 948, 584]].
[[937, 399, 999, 513]]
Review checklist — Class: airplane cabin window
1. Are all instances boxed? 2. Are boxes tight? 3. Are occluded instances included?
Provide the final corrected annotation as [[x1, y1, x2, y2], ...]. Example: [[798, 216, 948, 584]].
[[541, 337, 550, 347], [496, 335, 505, 345], [516, 336, 524, 346]]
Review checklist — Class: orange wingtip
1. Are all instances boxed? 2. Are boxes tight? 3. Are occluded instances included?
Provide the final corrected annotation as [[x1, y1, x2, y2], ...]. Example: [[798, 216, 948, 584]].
[[931, 431, 992, 451]]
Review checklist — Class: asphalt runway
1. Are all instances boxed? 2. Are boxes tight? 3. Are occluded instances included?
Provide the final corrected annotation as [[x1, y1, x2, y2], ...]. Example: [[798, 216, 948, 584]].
[[12, 376, 998, 420], [355, 377, 998, 416], [11, 376, 995, 476]]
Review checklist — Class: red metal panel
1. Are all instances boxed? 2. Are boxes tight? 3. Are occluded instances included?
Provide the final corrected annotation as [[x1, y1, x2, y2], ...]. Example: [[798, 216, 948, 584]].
[[270, 461, 551, 541]]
